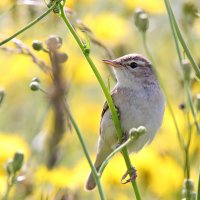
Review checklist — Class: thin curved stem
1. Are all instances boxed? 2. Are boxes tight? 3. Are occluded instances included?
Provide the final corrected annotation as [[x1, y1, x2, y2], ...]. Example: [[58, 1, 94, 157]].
[[141, 33, 155, 65], [164, 0, 200, 79], [164, 0, 200, 135], [0, 1, 59, 46], [185, 81, 200, 134], [59, 4, 141, 200], [64, 102, 105, 200], [164, 2, 182, 63], [197, 169, 200, 200], [99, 128, 146, 177]]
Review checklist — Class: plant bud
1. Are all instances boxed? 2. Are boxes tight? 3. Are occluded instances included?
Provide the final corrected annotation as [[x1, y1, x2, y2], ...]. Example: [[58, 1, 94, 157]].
[[46, 35, 62, 50], [181, 179, 196, 200], [134, 8, 149, 32], [29, 81, 40, 91], [31, 77, 40, 83], [179, 102, 185, 110], [129, 126, 146, 139], [57, 52, 68, 63], [182, 2, 199, 25], [6, 160, 14, 175], [134, 8, 144, 27], [138, 13, 149, 32], [12, 152, 24, 172], [32, 40, 43, 51], [137, 126, 146, 136], [129, 128, 138, 139], [182, 59, 191, 81]]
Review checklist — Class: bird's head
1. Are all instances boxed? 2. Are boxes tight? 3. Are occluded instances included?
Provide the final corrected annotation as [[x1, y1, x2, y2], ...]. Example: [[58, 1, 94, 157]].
[[103, 54, 155, 87]]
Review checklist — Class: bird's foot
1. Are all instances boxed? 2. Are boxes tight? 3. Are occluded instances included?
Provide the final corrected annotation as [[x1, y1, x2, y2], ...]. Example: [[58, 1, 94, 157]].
[[121, 166, 137, 184]]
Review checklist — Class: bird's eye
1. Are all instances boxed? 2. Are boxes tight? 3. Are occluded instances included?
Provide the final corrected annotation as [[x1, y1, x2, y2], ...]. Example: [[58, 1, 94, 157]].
[[130, 62, 138, 69]]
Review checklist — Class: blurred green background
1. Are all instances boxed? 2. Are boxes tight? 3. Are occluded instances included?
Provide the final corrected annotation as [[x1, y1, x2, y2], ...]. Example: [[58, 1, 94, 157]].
[[0, 0, 200, 199]]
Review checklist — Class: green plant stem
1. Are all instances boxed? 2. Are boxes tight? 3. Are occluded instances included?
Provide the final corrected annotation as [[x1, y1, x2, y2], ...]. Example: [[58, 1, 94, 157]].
[[165, 3, 182, 63], [3, 184, 12, 200], [197, 169, 200, 200], [64, 103, 105, 200], [59, 4, 141, 200], [184, 110, 191, 180], [165, 0, 200, 135], [98, 137, 133, 176], [185, 81, 200, 134], [164, 0, 200, 79], [141, 33, 155, 65], [141, 31, 184, 150], [99, 129, 146, 177], [0, 2, 59, 46]]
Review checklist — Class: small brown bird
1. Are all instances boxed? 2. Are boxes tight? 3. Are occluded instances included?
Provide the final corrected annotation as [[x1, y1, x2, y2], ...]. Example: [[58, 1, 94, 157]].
[[85, 54, 165, 190]]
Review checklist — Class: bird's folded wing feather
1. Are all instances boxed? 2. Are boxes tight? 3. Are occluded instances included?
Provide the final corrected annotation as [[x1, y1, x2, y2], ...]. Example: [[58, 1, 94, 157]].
[[99, 88, 118, 135]]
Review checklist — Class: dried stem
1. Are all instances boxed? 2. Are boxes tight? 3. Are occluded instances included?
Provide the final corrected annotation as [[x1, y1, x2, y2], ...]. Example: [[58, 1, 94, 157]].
[[46, 49, 67, 168]]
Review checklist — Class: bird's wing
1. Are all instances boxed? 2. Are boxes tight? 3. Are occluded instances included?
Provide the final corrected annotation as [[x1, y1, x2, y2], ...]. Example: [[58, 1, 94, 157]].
[[99, 87, 118, 135]]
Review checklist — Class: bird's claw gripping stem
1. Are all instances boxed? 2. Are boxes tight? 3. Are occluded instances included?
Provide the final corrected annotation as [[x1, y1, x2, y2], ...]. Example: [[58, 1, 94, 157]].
[[121, 166, 137, 184]]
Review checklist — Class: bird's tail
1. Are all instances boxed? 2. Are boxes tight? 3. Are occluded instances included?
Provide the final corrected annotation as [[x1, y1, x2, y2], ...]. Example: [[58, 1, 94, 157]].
[[84, 144, 112, 191]]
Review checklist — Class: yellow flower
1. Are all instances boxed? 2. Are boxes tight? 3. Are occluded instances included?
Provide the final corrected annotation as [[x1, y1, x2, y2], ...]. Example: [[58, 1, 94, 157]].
[[35, 158, 90, 190], [0, 0, 12, 9], [83, 12, 131, 46], [123, 0, 165, 14], [66, 0, 94, 8], [134, 149, 183, 198]]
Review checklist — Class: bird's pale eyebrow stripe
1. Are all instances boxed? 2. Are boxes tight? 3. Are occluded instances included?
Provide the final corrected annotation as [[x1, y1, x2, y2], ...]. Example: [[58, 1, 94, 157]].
[[123, 56, 149, 64], [134, 56, 149, 64]]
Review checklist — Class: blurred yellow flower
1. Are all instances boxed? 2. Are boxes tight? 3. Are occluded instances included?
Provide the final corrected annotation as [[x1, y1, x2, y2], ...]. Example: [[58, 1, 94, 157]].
[[35, 158, 90, 190], [0, 0, 12, 9], [83, 12, 131, 46], [133, 149, 183, 197], [35, 165, 71, 188], [66, 0, 94, 8], [0, 54, 44, 89], [123, 0, 165, 14]]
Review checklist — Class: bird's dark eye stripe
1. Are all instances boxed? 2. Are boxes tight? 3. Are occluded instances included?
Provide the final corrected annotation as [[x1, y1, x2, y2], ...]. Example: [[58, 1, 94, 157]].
[[130, 62, 138, 69]]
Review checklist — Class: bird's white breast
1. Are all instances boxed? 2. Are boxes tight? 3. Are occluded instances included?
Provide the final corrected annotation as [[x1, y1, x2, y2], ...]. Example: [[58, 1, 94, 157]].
[[100, 83, 165, 153]]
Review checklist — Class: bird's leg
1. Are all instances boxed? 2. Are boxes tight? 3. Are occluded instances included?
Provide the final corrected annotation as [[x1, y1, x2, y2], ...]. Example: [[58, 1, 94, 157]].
[[115, 132, 128, 148], [121, 166, 137, 184]]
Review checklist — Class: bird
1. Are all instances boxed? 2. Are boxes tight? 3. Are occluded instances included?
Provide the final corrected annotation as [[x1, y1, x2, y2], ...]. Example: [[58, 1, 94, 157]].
[[85, 53, 165, 191]]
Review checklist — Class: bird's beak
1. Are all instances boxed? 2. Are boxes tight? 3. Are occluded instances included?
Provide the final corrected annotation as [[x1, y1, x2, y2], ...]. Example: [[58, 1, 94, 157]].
[[102, 59, 121, 68]]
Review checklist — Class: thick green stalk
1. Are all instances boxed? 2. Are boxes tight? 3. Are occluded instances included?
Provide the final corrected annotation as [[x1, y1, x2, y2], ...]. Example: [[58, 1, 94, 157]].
[[164, 0, 200, 79], [0, 1, 59, 46], [59, 4, 141, 200], [64, 104, 105, 200]]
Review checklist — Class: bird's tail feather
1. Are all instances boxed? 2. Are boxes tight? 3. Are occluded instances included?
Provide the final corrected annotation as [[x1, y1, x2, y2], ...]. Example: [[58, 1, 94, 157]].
[[84, 144, 112, 191]]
